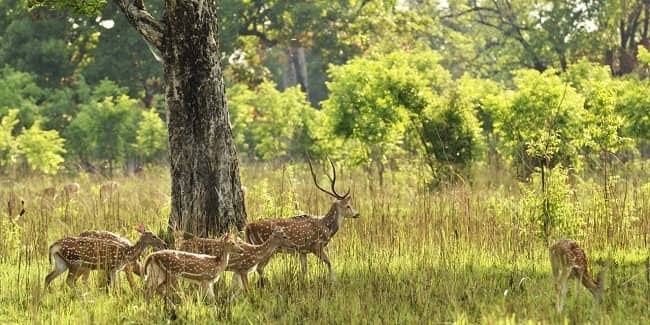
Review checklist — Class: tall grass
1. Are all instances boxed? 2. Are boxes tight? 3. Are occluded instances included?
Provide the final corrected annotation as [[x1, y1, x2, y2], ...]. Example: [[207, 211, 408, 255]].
[[1, 162, 649, 323]]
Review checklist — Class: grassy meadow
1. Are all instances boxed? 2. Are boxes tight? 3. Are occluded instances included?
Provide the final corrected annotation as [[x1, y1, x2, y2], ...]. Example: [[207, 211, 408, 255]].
[[1, 162, 650, 324]]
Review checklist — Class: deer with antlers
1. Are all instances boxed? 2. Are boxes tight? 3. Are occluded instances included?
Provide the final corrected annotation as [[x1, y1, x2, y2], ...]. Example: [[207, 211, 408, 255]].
[[549, 239, 606, 313], [45, 225, 167, 291], [75, 230, 143, 289], [244, 159, 359, 285], [143, 233, 243, 300], [181, 227, 295, 291]]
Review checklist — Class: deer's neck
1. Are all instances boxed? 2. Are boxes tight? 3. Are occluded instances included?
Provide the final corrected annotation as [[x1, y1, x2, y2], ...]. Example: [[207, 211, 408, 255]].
[[125, 239, 148, 262], [581, 271, 600, 295], [321, 204, 342, 236], [255, 239, 280, 261], [218, 249, 232, 270]]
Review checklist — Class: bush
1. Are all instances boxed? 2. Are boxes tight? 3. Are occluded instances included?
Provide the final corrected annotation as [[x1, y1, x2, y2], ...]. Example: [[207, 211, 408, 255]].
[[1, 109, 66, 174], [520, 166, 582, 243], [16, 119, 66, 174], [134, 108, 168, 162], [416, 85, 484, 181], [496, 69, 586, 178], [323, 50, 484, 184], [65, 94, 139, 169], [228, 81, 319, 160], [0, 109, 19, 170]]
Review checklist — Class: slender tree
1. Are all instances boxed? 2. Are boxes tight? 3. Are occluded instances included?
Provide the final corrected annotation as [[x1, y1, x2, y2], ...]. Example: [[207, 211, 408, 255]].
[[35, 0, 247, 236]]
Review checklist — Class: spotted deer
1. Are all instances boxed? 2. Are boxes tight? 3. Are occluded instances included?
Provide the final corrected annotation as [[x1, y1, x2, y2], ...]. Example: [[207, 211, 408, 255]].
[[62, 183, 80, 201], [181, 227, 295, 291], [549, 239, 606, 313], [45, 225, 167, 291], [5, 192, 25, 218], [39, 187, 58, 209], [244, 159, 359, 284], [41, 187, 57, 201], [100, 181, 119, 203], [76, 230, 142, 289], [143, 233, 244, 300]]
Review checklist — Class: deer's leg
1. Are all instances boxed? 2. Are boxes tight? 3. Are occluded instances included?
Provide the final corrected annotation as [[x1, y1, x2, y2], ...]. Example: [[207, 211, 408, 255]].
[[554, 270, 563, 313], [65, 265, 83, 287], [79, 267, 91, 286], [300, 254, 308, 281], [45, 254, 68, 289], [315, 248, 335, 283], [124, 265, 137, 290], [556, 267, 571, 313], [131, 261, 143, 277], [147, 270, 167, 302], [200, 281, 215, 300], [108, 270, 120, 295], [232, 273, 244, 291], [256, 258, 270, 288], [240, 273, 250, 292], [145, 276, 155, 302], [154, 277, 168, 300]]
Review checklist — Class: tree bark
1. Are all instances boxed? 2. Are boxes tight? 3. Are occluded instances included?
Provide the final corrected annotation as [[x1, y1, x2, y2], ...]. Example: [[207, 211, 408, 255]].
[[115, 0, 247, 236], [282, 45, 309, 95], [163, 1, 246, 236]]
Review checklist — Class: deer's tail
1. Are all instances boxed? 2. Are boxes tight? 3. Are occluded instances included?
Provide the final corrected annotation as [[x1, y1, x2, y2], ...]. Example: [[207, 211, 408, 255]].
[[48, 243, 61, 266], [143, 255, 154, 281], [244, 225, 262, 245]]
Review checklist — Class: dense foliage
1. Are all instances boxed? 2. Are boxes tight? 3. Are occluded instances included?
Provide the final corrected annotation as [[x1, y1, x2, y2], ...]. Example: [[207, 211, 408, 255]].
[[2, 1, 650, 323], [0, 0, 648, 180]]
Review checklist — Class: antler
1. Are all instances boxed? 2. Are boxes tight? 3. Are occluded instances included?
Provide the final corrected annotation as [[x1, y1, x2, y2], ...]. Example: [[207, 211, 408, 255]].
[[307, 157, 349, 199]]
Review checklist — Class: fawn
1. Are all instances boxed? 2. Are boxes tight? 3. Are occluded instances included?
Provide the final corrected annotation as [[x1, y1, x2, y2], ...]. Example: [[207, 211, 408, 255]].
[[549, 239, 606, 313], [144, 233, 244, 300], [45, 225, 166, 291], [181, 227, 295, 291], [76, 230, 143, 289]]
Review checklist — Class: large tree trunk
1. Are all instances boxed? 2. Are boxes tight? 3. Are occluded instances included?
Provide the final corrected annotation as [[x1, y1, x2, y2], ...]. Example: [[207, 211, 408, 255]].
[[115, 0, 246, 236], [161, 1, 246, 236], [282, 45, 309, 95]]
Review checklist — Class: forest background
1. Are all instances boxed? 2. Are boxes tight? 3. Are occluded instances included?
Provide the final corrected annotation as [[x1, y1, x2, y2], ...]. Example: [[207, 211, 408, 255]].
[[2, 0, 650, 323]]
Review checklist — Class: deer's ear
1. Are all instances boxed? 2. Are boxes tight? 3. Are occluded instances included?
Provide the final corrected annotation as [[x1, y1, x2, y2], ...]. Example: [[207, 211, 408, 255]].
[[136, 224, 145, 233], [224, 233, 232, 241]]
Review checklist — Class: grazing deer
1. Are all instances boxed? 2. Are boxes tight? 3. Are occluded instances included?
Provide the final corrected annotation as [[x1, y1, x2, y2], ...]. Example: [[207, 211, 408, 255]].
[[549, 239, 606, 313], [100, 181, 119, 203], [5, 192, 24, 218], [244, 159, 359, 284], [45, 225, 167, 291], [62, 183, 80, 201], [38, 187, 58, 210], [144, 234, 243, 300], [181, 227, 295, 291], [40, 187, 58, 201], [77, 230, 142, 289]]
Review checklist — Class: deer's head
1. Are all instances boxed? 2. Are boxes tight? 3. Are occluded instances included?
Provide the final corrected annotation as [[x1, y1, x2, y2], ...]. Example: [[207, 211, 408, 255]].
[[223, 233, 245, 254], [136, 224, 168, 250], [270, 227, 297, 248], [333, 196, 359, 219], [309, 158, 360, 219]]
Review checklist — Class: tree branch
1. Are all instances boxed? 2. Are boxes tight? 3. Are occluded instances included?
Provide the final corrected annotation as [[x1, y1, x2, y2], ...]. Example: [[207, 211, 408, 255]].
[[239, 26, 278, 47], [440, 6, 501, 19], [113, 0, 164, 51]]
